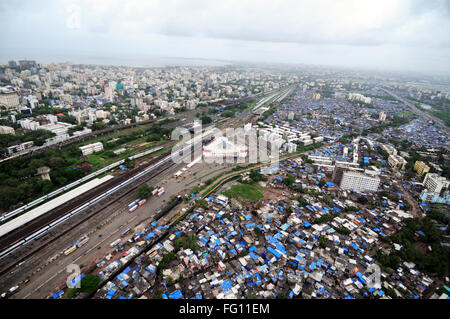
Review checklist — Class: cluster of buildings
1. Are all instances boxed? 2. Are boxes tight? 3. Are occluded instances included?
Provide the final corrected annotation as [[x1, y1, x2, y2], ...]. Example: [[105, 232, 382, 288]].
[[419, 173, 450, 205], [268, 90, 401, 143], [392, 83, 450, 108], [383, 118, 449, 149], [84, 155, 441, 299], [0, 60, 297, 159], [0, 60, 295, 116], [0, 113, 92, 155], [257, 122, 323, 150], [79, 142, 104, 156], [380, 144, 408, 171]]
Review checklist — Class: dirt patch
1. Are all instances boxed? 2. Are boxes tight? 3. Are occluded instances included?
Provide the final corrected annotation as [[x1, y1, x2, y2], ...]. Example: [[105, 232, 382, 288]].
[[262, 185, 289, 202]]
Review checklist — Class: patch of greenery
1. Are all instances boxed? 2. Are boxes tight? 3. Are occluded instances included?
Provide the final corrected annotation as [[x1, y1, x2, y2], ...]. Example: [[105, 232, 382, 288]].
[[194, 199, 208, 210], [388, 218, 449, 277], [65, 274, 100, 299], [335, 227, 351, 236], [157, 252, 177, 275], [314, 213, 338, 224], [174, 235, 198, 251], [136, 183, 154, 199]]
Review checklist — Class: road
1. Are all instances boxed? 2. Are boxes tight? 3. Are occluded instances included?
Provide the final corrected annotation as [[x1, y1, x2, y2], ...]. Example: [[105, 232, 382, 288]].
[[0, 116, 241, 298], [1, 90, 296, 298], [5, 158, 234, 299]]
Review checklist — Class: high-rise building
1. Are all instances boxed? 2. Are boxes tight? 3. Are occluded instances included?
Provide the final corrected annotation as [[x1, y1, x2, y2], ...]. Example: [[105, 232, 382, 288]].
[[18, 60, 37, 68], [423, 173, 450, 194], [348, 93, 372, 104], [25, 95, 39, 108], [339, 170, 380, 193]]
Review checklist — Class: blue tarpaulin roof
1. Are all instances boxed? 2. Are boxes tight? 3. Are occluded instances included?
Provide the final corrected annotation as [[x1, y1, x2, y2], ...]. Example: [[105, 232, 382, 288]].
[[70, 274, 85, 287], [169, 289, 183, 299]]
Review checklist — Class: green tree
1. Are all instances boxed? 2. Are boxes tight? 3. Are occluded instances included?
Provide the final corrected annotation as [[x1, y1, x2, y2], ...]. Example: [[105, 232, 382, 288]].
[[174, 235, 198, 251], [60, 115, 77, 125], [283, 175, 295, 187], [79, 274, 100, 294], [194, 199, 208, 210]]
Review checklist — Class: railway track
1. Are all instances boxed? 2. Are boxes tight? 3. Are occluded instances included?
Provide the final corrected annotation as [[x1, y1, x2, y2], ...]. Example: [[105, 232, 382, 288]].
[[0, 151, 171, 248], [0, 94, 266, 164], [0, 135, 207, 277], [0, 108, 253, 280], [0, 153, 175, 276]]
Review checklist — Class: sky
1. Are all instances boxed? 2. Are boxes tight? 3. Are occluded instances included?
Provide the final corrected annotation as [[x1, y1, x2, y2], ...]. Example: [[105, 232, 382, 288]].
[[1, 0, 449, 75]]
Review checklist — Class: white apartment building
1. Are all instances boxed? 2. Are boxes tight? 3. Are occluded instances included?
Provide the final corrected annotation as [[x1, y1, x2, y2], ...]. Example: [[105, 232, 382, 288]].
[[18, 118, 40, 130], [308, 155, 333, 166], [313, 136, 324, 143], [423, 173, 450, 194], [95, 110, 110, 119], [185, 99, 198, 110], [0, 92, 20, 109], [7, 141, 34, 155], [340, 170, 380, 193], [283, 142, 297, 153], [79, 142, 104, 156], [40, 122, 73, 136], [24, 95, 39, 108], [0, 126, 15, 135]]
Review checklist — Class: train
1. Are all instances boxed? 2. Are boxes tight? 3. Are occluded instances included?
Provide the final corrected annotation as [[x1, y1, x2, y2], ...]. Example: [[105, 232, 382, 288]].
[[64, 246, 77, 256], [0, 147, 163, 223]]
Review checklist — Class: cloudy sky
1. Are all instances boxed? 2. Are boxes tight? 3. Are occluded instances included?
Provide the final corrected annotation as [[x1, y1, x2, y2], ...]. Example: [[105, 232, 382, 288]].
[[1, 0, 449, 75]]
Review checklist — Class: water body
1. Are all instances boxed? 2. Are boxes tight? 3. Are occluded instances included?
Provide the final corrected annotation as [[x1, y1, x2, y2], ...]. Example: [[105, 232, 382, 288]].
[[0, 52, 231, 68]]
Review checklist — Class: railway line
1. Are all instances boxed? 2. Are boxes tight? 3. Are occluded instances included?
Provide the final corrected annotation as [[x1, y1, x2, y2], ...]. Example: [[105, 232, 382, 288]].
[[0, 146, 164, 224], [0, 132, 214, 276], [0, 154, 175, 275], [0, 93, 270, 166], [0, 91, 285, 285], [0, 151, 169, 248]]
